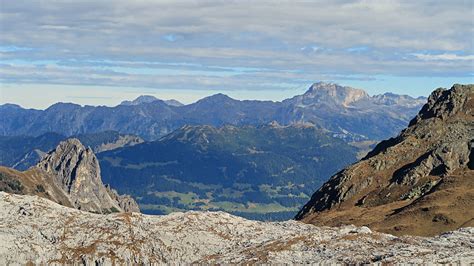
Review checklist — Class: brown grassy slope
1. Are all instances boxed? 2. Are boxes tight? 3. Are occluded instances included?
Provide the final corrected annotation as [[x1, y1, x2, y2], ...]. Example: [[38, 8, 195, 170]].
[[300, 169, 474, 236], [296, 84, 474, 236], [0, 166, 73, 208]]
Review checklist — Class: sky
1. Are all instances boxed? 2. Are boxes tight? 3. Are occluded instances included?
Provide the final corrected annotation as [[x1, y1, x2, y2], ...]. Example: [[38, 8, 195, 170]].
[[0, 0, 473, 109]]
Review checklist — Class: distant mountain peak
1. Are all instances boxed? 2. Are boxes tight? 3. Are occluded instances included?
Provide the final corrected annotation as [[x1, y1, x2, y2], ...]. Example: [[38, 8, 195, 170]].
[[120, 95, 184, 107], [46, 102, 81, 111], [372, 92, 427, 107], [120, 95, 159, 106], [0, 103, 22, 109], [164, 99, 184, 107], [303, 82, 369, 107], [197, 93, 235, 104]]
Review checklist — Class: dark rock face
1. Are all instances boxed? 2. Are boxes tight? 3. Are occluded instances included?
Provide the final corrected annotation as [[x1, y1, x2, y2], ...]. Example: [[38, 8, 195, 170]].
[[28, 139, 139, 213], [0, 83, 425, 141], [295, 84, 474, 237]]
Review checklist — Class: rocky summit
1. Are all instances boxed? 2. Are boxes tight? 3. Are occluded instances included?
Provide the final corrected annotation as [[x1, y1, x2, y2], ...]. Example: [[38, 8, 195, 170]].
[[296, 84, 474, 236], [0, 192, 472, 264], [0, 138, 139, 213]]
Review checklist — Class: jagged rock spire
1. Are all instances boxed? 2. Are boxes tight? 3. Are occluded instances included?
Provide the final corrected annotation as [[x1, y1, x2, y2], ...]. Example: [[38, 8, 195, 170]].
[[37, 138, 139, 213]]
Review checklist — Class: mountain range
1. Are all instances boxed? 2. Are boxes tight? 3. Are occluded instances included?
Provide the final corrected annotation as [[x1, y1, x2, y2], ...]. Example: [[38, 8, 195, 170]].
[[0, 83, 472, 264], [296, 84, 474, 236], [0, 82, 426, 142]]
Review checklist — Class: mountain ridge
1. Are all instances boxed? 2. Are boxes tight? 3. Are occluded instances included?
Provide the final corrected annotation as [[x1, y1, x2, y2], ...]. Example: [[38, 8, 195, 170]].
[[0, 82, 425, 141], [295, 84, 474, 236]]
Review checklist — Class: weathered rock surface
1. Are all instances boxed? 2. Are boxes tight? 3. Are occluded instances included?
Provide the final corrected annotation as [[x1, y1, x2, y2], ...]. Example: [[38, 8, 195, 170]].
[[105, 184, 140, 213], [0, 139, 139, 213], [0, 192, 472, 265], [296, 84, 474, 236]]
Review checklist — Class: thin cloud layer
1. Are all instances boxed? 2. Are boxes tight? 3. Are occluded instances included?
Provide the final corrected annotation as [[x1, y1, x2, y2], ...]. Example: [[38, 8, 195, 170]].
[[0, 0, 473, 96]]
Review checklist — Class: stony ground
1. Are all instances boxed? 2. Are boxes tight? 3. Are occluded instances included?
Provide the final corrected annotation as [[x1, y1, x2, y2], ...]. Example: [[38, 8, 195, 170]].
[[0, 192, 472, 265]]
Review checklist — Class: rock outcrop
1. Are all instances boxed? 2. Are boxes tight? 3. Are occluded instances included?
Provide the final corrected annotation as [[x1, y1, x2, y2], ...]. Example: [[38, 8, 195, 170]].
[[105, 184, 140, 213], [295, 84, 474, 236], [0, 192, 472, 264], [0, 139, 139, 213]]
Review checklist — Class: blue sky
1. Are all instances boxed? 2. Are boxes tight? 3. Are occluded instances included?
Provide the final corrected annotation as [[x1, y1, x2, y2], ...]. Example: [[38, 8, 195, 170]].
[[0, 0, 473, 109]]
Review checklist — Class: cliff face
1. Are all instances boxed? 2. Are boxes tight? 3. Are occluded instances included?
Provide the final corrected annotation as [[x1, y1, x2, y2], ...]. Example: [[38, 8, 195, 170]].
[[296, 84, 474, 236], [1, 139, 139, 213]]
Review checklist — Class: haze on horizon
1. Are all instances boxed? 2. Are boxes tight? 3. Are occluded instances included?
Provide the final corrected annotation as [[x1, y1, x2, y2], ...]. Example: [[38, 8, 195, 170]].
[[0, 0, 473, 109]]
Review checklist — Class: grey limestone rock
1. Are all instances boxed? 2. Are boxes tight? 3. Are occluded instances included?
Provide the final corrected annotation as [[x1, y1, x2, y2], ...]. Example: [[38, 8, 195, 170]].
[[36, 138, 139, 213], [0, 192, 472, 265]]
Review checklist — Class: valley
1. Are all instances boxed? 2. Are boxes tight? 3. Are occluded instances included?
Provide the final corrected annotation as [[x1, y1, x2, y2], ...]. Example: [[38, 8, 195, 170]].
[[98, 123, 358, 220]]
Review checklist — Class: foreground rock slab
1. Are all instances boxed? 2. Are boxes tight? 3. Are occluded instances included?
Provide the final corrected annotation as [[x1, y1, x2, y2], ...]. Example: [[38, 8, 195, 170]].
[[0, 192, 472, 264]]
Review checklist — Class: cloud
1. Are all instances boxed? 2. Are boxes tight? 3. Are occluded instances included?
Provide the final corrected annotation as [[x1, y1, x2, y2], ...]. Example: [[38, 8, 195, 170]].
[[0, 0, 472, 93], [412, 53, 474, 61]]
